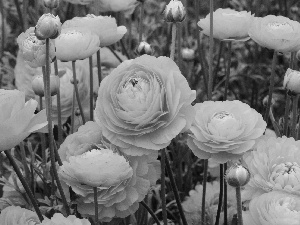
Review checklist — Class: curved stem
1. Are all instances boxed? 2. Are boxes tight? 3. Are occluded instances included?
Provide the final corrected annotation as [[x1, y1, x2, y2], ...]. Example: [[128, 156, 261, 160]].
[[139, 2, 144, 43], [140, 201, 160, 225], [4, 150, 44, 222], [89, 56, 94, 121], [96, 50, 102, 86], [71, 61, 86, 124], [170, 23, 177, 61], [224, 41, 232, 100], [94, 187, 99, 225], [236, 186, 243, 225], [161, 149, 168, 225], [263, 51, 277, 122], [54, 60, 63, 145], [107, 46, 123, 63], [164, 152, 188, 225], [214, 164, 223, 225]]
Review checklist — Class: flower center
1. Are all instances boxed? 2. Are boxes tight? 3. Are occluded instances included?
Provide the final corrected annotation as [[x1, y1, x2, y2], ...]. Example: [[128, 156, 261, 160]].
[[267, 22, 293, 32], [270, 162, 300, 188]]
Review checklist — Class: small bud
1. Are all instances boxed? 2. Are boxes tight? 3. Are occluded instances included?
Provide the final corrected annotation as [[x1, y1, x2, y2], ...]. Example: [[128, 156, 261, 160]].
[[70, 77, 79, 84], [262, 95, 275, 107], [181, 48, 195, 61], [137, 41, 153, 55], [75, 108, 81, 116], [43, 0, 59, 9], [32, 75, 60, 97], [225, 164, 250, 187], [35, 13, 61, 40], [283, 68, 300, 95], [164, 0, 186, 23]]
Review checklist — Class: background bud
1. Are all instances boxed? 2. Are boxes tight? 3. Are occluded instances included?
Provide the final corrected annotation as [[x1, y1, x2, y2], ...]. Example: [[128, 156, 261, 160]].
[[182, 48, 195, 61], [35, 14, 61, 40], [225, 164, 250, 187], [164, 0, 186, 23], [44, 0, 59, 9], [283, 68, 300, 95], [32, 75, 60, 97], [137, 41, 153, 55], [262, 95, 275, 107]]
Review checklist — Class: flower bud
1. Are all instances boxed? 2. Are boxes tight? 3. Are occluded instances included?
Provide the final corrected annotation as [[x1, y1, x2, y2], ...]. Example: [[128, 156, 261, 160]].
[[226, 164, 250, 187], [32, 74, 60, 97], [283, 68, 300, 95], [70, 77, 79, 84], [35, 14, 61, 40], [262, 95, 275, 107], [164, 0, 186, 23], [181, 48, 195, 61], [43, 0, 59, 9], [137, 41, 153, 55]]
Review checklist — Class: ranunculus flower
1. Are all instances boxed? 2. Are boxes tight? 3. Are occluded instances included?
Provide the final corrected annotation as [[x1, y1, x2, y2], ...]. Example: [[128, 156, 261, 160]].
[[95, 55, 196, 156], [182, 181, 236, 225], [242, 136, 300, 201], [58, 121, 161, 222], [40, 213, 91, 225], [187, 100, 266, 163], [94, 0, 138, 15], [248, 15, 300, 52], [62, 15, 127, 47], [198, 8, 253, 41], [243, 191, 300, 225], [283, 68, 300, 94], [55, 27, 100, 61], [0, 89, 47, 151], [0, 206, 40, 225], [17, 27, 55, 68]]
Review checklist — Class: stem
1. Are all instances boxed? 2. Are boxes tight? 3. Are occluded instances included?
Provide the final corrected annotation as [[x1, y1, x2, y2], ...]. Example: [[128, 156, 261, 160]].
[[96, 50, 102, 86], [94, 187, 99, 225], [71, 61, 86, 124], [89, 56, 94, 121], [201, 159, 208, 225], [54, 60, 63, 145], [13, 0, 24, 31], [165, 152, 188, 225], [170, 23, 177, 60], [207, 0, 214, 100], [161, 149, 168, 225], [19, 142, 30, 185], [22, 0, 28, 30], [45, 39, 70, 215], [177, 23, 182, 70], [139, 2, 144, 43], [107, 46, 123, 63], [236, 186, 243, 225], [223, 163, 228, 225], [269, 106, 281, 137], [0, 0, 5, 59], [120, 39, 131, 59], [140, 201, 160, 225], [283, 93, 291, 136], [291, 95, 299, 138], [224, 41, 232, 100], [71, 86, 75, 134], [290, 52, 296, 69], [263, 51, 277, 122], [214, 164, 223, 225], [4, 150, 44, 222]]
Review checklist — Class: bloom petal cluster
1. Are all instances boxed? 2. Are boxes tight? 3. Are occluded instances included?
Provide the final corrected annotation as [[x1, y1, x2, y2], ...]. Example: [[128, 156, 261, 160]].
[[96, 0, 139, 15], [243, 136, 300, 201], [62, 15, 127, 47], [17, 27, 55, 68], [0, 89, 47, 151], [248, 15, 300, 52], [40, 213, 91, 225], [0, 206, 40, 225], [58, 121, 161, 222], [243, 191, 300, 225], [95, 55, 196, 156], [187, 100, 266, 163]]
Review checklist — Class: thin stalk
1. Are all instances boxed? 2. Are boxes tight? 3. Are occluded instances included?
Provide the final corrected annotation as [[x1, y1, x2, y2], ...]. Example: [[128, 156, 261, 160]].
[[72, 61, 86, 124], [94, 187, 99, 225], [269, 105, 281, 137], [170, 23, 177, 60], [283, 92, 291, 136], [165, 152, 188, 225], [291, 95, 299, 138], [89, 56, 94, 121], [4, 150, 44, 222], [107, 46, 123, 63], [139, 2, 144, 43], [140, 201, 160, 225], [223, 163, 228, 225], [45, 39, 70, 215], [201, 159, 208, 225], [54, 60, 63, 145], [236, 186, 243, 225], [0, 0, 5, 59], [22, 0, 28, 30], [214, 164, 223, 225], [177, 23, 182, 70], [13, 0, 24, 31], [263, 51, 277, 123], [71, 86, 75, 134], [120, 39, 131, 59], [290, 52, 296, 69], [161, 149, 168, 225], [224, 41, 232, 100], [19, 142, 30, 185], [207, 0, 214, 100], [96, 50, 102, 86]]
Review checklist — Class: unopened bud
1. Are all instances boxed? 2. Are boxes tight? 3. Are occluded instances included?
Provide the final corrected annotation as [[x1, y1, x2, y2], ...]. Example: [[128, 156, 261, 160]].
[[32, 75, 60, 97], [283, 68, 300, 95], [182, 48, 195, 61], [225, 164, 250, 187], [137, 41, 153, 55], [164, 0, 186, 23], [262, 95, 275, 107], [44, 0, 59, 9], [70, 77, 79, 84], [35, 13, 61, 40]]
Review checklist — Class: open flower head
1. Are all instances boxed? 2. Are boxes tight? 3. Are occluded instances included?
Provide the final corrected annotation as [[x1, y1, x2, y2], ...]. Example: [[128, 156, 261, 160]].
[[40, 213, 91, 225], [198, 8, 253, 41], [243, 136, 300, 201], [248, 15, 300, 52], [0, 89, 47, 151], [187, 100, 266, 163], [55, 27, 100, 61], [0, 206, 40, 225], [17, 27, 55, 68], [62, 15, 127, 47], [58, 121, 160, 222], [95, 55, 196, 156], [243, 191, 300, 225]]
